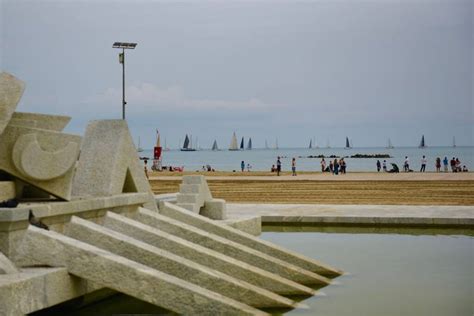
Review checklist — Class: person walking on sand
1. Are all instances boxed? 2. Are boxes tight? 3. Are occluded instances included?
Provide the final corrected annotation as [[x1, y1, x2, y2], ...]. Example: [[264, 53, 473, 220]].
[[443, 157, 449, 172], [382, 160, 387, 172], [321, 158, 326, 172], [276, 157, 282, 176], [291, 157, 297, 176], [241, 161, 245, 172], [404, 156, 410, 172], [420, 155, 427, 172], [435, 157, 441, 172], [376, 160, 381, 172]]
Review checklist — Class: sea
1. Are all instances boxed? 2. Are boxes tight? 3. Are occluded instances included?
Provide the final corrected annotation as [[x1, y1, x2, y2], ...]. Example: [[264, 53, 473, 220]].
[[138, 146, 474, 172]]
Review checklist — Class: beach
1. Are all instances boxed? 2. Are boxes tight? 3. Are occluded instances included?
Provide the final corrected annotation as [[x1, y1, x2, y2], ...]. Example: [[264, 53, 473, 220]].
[[150, 171, 474, 205]]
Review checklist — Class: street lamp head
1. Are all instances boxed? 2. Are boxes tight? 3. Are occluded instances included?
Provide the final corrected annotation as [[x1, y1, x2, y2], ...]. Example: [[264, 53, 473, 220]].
[[112, 42, 137, 49]]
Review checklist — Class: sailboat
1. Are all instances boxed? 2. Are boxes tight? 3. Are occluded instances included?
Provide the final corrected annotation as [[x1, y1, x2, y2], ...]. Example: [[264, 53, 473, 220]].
[[419, 135, 426, 148], [387, 138, 394, 149], [265, 139, 269, 150], [229, 132, 239, 151], [326, 139, 331, 149], [309, 139, 313, 149], [137, 136, 144, 152], [345, 137, 351, 149], [212, 140, 219, 151], [240, 137, 245, 150], [275, 138, 279, 150], [247, 138, 252, 150], [163, 138, 170, 151], [181, 134, 196, 151], [452, 136, 456, 148]]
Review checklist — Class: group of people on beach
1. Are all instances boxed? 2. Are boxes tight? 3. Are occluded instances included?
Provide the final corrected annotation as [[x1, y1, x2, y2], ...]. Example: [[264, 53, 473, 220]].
[[375, 156, 468, 173], [320, 158, 347, 175]]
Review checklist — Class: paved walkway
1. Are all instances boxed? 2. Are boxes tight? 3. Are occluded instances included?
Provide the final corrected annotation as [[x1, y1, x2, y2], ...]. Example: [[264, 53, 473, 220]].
[[227, 203, 474, 227]]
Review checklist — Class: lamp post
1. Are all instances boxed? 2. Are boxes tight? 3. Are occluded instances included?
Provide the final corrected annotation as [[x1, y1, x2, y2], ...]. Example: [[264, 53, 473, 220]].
[[112, 42, 137, 120]]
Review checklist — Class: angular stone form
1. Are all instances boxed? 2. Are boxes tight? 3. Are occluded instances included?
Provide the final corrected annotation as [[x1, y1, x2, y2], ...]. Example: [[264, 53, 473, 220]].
[[17, 226, 268, 316], [0, 250, 18, 274], [135, 208, 329, 286], [176, 175, 227, 219], [0, 181, 15, 201], [103, 211, 314, 296], [0, 125, 81, 200], [11, 112, 71, 131], [72, 120, 157, 211], [159, 202, 343, 278], [67, 216, 298, 309], [0, 72, 25, 135]]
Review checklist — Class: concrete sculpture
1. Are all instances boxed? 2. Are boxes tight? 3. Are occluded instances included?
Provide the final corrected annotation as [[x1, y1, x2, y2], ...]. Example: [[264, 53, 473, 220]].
[[0, 72, 342, 315]]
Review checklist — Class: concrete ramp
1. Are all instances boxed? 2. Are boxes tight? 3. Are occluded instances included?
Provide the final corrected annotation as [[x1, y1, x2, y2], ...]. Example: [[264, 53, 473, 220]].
[[159, 202, 342, 277], [66, 216, 300, 309], [134, 207, 330, 286], [103, 211, 315, 296], [17, 226, 268, 316]]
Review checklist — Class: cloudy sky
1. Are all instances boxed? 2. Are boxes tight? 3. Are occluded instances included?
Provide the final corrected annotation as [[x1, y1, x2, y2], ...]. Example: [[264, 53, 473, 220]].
[[1, 0, 472, 148]]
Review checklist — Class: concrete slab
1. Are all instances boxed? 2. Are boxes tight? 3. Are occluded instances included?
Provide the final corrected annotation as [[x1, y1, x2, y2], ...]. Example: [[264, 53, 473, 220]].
[[0, 181, 15, 201], [159, 202, 342, 277], [17, 226, 268, 316], [66, 216, 299, 309], [135, 207, 330, 286], [0, 251, 18, 274], [103, 211, 315, 296]]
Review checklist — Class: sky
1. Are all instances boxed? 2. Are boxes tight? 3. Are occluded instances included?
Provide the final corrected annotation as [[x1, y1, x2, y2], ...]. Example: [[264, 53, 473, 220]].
[[1, 0, 472, 149]]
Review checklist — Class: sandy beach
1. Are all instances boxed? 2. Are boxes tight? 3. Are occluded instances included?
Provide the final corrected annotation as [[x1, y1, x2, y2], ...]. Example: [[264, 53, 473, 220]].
[[150, 171, 474, 206]]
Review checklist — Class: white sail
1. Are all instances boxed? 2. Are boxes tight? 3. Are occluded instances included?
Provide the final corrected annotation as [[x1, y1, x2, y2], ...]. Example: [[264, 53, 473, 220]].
[[452, 136, 456, 148], [387, 138, 394, 149], [137, 136, 143, 152], [229, 132, 239, 151], [155, 130, 161, 147], [275, 138, 279, 150], [265, 139, 269, 149]]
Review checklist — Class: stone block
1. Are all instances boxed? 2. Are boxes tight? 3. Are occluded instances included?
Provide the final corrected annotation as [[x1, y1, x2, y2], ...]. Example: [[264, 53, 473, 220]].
[[12, 112, 71, 131], [0, 72, 25, 136], [201, 199, 227, 220], [177, 193, 201, 205], [103, 211, 314, 296], [159, 202, 342, 278], [0, 250, 18, 274], [0, 181, 15, 201], [17, 226, 267, 316], [221, 216, 262, 236], [178, 203, 201, 213], [71, 120, 157, 211], [66, 216, 298, 309], [179, 183, 202, 194], [135, 208, 328, 286]]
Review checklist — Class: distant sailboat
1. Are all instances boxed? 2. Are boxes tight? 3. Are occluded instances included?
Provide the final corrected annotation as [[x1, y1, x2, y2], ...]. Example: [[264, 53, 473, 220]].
[[309, 139, 312, 149], [452, 136, 456, 148], [275, 138, 279, 150], [265, 139, 269, 150], [326, 139, 331, 149], [212, 140, 219, 151], [164, 138, 170, 151], [240, 137, 245, 150], [387, 138, 394, 149], [229, 132, 239, 151], [137, 136, 144, 152], [345, 137, 351, 149], [181, 134, 196, 151], [419, 135, 426, 148], [247, 138, 252, 150]]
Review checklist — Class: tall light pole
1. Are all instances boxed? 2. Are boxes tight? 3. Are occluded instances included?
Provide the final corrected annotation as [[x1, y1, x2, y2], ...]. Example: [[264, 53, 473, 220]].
[[112, 42, 137, 120]]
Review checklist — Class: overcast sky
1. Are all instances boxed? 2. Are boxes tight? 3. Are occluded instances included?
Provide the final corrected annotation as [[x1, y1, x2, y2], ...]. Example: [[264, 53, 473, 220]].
[[1, 0, 472, 148]]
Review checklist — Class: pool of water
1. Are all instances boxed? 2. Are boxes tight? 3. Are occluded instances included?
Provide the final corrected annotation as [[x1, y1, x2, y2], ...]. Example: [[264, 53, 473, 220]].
[[34, 227, 473, 316], [261, 227, 474, 316]]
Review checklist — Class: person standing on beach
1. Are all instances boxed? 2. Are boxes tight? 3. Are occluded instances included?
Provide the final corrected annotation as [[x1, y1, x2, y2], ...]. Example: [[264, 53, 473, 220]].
[[241, 161, 245, 172], [435, 157, 441, 172], [404, 156, 410, 172], [382, 160, 387, 172], [333, 158, 339, 175], [321, 158, 326, 172], [329, 160, 334, 174], [276, 157, 282, 176], [420, 155, 427, 172], [443, 157, 449, 172], [450, 157, 456, 172], [376, 160, 381, 172], [340, 158, 346, 174], [291, 157, 296, 176]]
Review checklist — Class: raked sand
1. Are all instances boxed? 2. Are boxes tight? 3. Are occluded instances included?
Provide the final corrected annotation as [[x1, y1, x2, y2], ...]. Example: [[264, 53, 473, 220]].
[[150, 172, 474, 206]]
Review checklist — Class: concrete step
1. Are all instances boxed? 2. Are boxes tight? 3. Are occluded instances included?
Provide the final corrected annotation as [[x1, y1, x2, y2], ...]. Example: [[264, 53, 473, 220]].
[[134, 208, 330, 286], [176, 193, 201, 205], [159, 202, 343, 278], [176, 203, 201, 214], [17, 226, 268, 316], [103, 211, 314, 296], [179, 183, 202, 194], [66, 216, 300, 309]]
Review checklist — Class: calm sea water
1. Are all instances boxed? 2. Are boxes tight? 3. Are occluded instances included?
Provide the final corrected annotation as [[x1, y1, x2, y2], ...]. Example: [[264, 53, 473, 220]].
[[139, 146, 474, 172]]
